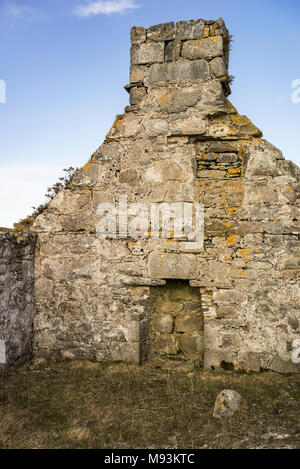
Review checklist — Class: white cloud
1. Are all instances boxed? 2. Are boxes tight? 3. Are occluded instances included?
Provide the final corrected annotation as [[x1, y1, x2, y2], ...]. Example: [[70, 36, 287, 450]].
[[0, 1, 48, 21], [0, 1, 30, 18], [74, 0, 140, 17], [0, 165, 62, 228]]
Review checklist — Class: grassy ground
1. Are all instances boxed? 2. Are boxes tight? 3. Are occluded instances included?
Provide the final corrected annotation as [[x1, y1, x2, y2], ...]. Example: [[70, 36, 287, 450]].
[[0, 359, 299, 449]]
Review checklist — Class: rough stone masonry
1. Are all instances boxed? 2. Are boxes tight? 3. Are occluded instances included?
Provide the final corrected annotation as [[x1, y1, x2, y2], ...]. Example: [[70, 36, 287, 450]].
[[0, 232, 36, 373], [2, 18, 299, 373]]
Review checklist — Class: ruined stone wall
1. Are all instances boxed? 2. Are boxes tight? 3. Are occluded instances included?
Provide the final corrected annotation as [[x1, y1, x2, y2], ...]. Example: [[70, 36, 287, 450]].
[[32, 19, 300, 372], [0, 232, 36, 371]]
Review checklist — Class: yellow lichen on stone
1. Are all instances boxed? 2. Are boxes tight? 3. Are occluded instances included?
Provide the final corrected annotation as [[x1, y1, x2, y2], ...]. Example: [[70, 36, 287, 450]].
[[240, 248, 253, 262], [226, 235, 237, 245], [227, 167, 242, 175], [112, 116, 124, 129], [83, 162, 91, 171], [203, 26, 210, 38], [238, 270, 249, 277], [240, 249, 252, 256]]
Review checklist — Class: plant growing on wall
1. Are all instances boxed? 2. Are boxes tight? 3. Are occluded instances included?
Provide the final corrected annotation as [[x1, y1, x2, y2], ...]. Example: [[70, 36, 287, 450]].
[[13, 166, 78, 232]]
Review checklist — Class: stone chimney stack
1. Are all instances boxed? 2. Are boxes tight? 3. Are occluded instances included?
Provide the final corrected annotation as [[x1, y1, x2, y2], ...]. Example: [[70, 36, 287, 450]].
[[127, 18, 231, 109], [113, 17, 261, 144]]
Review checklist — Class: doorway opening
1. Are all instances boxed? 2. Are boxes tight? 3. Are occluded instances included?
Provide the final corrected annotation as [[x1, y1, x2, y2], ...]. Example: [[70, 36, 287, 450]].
[[146, 280, 204, 363]]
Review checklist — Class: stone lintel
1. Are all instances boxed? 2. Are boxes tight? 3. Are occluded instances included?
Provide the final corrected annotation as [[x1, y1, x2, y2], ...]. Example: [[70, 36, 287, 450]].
[[148, 252, 197, 279]]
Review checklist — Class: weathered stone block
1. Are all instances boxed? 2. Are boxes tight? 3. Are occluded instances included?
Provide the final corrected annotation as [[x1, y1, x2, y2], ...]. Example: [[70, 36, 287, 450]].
[[198, 152, 218, 162], [207, 114, 262, 139], [110, 342, 140, 364], [130, 86, 147, 105], [179, 334, 204, 355], [153, 87, 201, 113], [182, 37, 223, 60], [206, 141, 240, 152], [210, 18, 228, 38], [176, 19, 205, 40], [148, 252, 197, 279], [154, 335, 179, 355], [165, 40, 181, 61], [122, 278, 166, 286], [175, 313, 203, 332], [184, 302, 202, 313], [147, 22, 175, 42], [131, 42, 165, 65], [153, 315, 174, 334], [197, 170, 227, 179], [130, 65, 146, 83], [145, 160, 185, 182], [148, 60, 210, 82], [246, 183, 278, 204], [155, 298, 183, 314], [170, 116, 206, 136], [93, 142, 124, 161], [280, 255, 300, 269], [216, 153, 239, 164], [210, 56, 227, 77], [108, 114, 143, 139], [236, 352, 261, 372], [119, 169, 139, 185], [168, 283, 199, 301], [268, 357, 300, 374], [178, 61, 211, 80], [131, 26, 146, 44], [145, 120, 169, 137], [149, 184, 166, 202], [245, 148, 282, 177]]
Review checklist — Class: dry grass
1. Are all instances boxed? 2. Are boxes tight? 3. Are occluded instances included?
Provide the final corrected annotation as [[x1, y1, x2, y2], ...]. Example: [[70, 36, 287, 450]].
[[0, 359, 299, 449]]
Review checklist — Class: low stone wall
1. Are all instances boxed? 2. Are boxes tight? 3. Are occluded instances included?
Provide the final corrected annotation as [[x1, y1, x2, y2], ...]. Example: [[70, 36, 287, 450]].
[[0, 232, 36, 372]]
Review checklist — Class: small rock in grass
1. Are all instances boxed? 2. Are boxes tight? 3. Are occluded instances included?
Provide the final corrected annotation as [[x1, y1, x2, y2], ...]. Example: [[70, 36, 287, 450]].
[[213, 389, 241, 418]]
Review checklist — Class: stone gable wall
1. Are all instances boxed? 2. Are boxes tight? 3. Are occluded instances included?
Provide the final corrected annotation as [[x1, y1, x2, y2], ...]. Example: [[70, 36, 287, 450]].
[[0, 232, 36, 372], [31, 19, 300, 372]]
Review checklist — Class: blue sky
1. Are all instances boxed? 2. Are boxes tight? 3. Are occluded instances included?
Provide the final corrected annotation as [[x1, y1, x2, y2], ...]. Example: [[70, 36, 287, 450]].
[[0, 0, 299, 227]]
